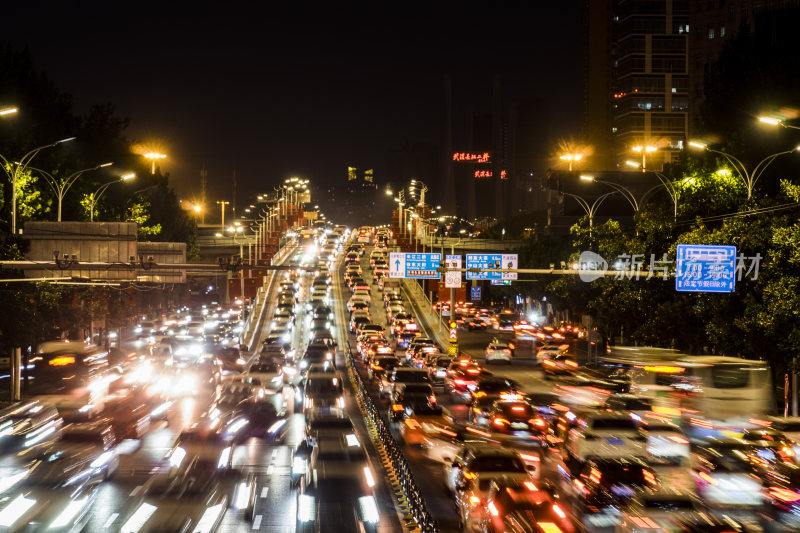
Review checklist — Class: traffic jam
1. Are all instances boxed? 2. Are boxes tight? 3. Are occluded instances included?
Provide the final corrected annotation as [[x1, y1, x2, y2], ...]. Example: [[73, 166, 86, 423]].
[[0, 223, 795, 533]]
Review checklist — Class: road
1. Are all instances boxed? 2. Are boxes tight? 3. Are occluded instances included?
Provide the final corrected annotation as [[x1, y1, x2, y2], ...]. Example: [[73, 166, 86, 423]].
[[333, 245, 692, 533]]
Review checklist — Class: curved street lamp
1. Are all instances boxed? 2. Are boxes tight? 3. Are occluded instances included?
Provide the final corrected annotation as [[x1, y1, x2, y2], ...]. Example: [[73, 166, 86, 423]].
[[33, 162, 113, 221], [0, 136, 76, 234], [561, 190, 617, 238], [87, 173, 135, 222], [580, 175, 639, 212], [689, 141, 800, 199]]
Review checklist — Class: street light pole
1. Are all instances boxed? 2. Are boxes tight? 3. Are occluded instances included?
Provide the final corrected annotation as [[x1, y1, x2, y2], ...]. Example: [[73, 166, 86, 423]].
[[217, 200, 230, 230], [34, 162, 113, 221], [580, 175, 639, 212], [689, 141, 800, 199], [88, 173, 135, 222], [0, 137, 76, 234], [561, 191, 617, 239]]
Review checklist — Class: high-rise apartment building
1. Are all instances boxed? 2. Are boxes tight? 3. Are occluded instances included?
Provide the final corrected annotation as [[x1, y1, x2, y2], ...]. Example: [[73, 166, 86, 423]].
[[584, 0, 689, 171]]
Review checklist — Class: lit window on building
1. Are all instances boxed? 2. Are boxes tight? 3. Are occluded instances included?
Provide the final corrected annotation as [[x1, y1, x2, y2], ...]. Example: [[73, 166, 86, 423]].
[[708, 28, 715, 39], [720, 26, 726, 37]]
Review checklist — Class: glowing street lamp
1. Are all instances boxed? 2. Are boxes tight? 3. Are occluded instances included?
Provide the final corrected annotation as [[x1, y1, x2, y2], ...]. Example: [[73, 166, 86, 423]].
[[758, 115, 800, 131], [0, 107, 18, 116], [144, 152, 166, 174], [580, 174, 639, 212], [631, 145, 657, 172], [88, 173, 135, 222], [559, 153, 583, 171]]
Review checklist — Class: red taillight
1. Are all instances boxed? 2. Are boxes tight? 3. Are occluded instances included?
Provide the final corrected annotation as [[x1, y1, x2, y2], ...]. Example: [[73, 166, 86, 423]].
[[428, 394, 437, 404], [371, 365, 383, 371], [566, 360, 578, 368], [519, 453, 540, 462], [552, 504, 566, 519], [493, 418, 509, 427], [469, 495, 481, 506], [531, 418, 546, 427], [454, 379, 465, 386], [392, 404, 404, 412], [643, 470, 656, 485]]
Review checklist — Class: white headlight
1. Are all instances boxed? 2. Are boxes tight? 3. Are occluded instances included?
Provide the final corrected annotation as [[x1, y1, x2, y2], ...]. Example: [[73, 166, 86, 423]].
[[298, 495, 315, 522]]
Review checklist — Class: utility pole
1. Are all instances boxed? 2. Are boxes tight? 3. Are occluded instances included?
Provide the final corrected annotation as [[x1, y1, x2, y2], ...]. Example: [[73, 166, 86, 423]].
[[200, 167, 207, 224]]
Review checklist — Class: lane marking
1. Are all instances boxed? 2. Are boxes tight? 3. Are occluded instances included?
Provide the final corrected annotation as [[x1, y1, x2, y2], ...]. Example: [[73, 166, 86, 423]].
[[271, 449, 278, 460], [129, 485, 143, 497], [252, 514, 262, 529], [267, 465, 274, 474], [103, 512, 119, 529], [260, 486, 269, 498]]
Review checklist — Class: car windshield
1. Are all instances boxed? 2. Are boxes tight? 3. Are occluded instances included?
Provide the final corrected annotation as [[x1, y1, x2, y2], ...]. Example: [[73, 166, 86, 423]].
[[642, 498, 695, 510], [478, 380, 515, 393], [590, 418, 638, 430], [249, 363, 280, 373], [624, 399, 652, 411], [412, 405, 443, 416], [469, 455, 525, 473], [306, 378, 342, 395], [596, 465, 650, 486], [59, 432, 104, 445], [310, 419, 353, 431], [394, 371, 429, 383]]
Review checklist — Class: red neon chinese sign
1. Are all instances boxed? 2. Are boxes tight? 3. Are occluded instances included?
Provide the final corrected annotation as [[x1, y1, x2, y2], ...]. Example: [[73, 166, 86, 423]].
[[474, 170, 508, 179], [453, 152, 490, 163]]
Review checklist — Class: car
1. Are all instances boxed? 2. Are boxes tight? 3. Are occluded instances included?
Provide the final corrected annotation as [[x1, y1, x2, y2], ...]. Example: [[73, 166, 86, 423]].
[[563, 457, 658, 515], [484, 339, 514, 364], [445, 442, 534, 494], [368, 355, 401, 382], [399, 402, 454, 446], [480, 479, 576, 533], [445, 363, 492, 402], [384, 367, 432, 399], [426, 355, 452, 386], [225, 396, 288, 442], [641, 418, 690, 464], [349, 311, 371, 333], [118, 457, 246, 531], [542, 353, 579, 376], [244, 360, 285, 391], [302, 374, 345, 411], [536, 343, 568, 362], [469, 376, 521, 403], [563, 411, 647, 464], [102, 396, 152, 441], [485, 399, 548, 439], [295, 435, 379, 532], [602, 393, 654, 417], [692, 438, 768, 508], [390, 383, 437, 421], [741, 426, 797, 463], [617, 491, 705, 533], [0, 400, 64, 454], [33, 419, 120, 480]]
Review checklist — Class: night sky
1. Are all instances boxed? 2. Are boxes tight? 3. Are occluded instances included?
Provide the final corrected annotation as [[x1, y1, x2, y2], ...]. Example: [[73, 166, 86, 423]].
[[4, 2, 581, 214]]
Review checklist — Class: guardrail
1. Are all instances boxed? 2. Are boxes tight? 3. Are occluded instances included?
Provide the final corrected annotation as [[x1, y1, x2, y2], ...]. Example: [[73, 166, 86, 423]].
[[344, 342, 439, 533], [400, 279, 449, 348], [424, 237, 524, 251], [240, 238, 296, 350]]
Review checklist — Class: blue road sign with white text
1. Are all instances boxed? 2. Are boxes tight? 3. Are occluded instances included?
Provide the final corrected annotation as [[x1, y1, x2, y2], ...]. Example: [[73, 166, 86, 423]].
[[470, 286, 481, 302], [675, 244, 736, 293], [466, 254, 518, 280], [389, 252, 441, 279]]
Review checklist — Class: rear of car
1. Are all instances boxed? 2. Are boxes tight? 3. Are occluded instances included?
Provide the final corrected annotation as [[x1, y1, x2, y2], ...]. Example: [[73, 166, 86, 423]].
[[567, 412, 647, 462]]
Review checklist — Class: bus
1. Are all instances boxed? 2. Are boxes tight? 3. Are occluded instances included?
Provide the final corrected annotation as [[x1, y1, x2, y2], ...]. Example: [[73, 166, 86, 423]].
[[25, 341, 117, 420], [599, 347, 773, 437]]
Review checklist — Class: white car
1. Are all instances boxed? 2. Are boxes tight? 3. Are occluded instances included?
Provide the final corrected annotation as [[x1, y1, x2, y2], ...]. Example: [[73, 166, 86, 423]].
[[617, 492, 703, 533], [565, 412, 647, 462], [642, 419, 690, 464], [445, 442, 533, 494], [484, 340, 513, 364]]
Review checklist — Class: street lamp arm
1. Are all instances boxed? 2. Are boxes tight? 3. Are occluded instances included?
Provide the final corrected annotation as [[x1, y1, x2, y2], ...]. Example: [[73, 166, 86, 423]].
[[707, 148, 749, 184], [561, 191, 591, 215], [749, 149, 797, 193], [589, 191, 618, 216], [595, 179, 638, 212]]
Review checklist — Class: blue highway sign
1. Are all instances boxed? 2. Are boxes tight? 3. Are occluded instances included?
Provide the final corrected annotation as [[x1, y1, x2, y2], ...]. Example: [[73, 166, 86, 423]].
[[389, 252, 441, 279], [465, 253, 518, 280], [675, 244, 736, 293]]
